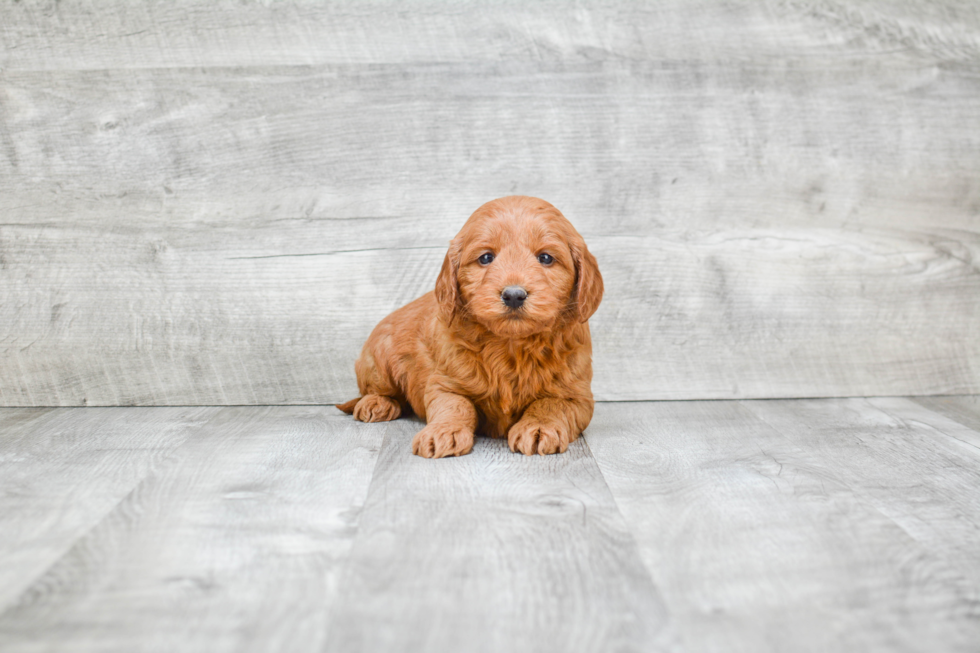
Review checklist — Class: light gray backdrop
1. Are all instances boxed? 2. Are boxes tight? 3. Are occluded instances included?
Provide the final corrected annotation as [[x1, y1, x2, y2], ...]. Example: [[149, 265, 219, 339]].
[[1, 0, 978, 405]]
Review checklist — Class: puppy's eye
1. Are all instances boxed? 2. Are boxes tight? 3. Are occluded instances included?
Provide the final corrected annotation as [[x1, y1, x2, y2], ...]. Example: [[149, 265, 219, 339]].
[[478, 252, 495, 265], [537, 253, 554, 266]]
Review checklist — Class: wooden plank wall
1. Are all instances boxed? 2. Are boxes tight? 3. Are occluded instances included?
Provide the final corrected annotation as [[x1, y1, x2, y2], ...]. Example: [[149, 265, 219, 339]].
[[1, 0, 979, 405]]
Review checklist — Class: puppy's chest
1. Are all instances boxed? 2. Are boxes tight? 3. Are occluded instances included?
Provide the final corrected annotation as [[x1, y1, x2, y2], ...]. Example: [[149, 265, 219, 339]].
[[465, 346, 566, 433]]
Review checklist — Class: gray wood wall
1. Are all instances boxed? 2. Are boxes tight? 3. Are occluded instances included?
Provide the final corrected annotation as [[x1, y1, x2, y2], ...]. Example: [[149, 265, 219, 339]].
[[2, 0, 979, 406]]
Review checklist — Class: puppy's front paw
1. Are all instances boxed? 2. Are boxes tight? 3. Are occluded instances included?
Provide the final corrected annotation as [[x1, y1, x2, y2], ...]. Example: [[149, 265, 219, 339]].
[[412, 423, 474, 459], [507, 419, 573, 456], [352, 394, 401, 422]]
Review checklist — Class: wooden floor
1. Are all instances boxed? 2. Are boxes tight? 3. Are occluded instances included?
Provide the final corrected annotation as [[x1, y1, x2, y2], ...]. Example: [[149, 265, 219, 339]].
[[1, 397, 979, 653]]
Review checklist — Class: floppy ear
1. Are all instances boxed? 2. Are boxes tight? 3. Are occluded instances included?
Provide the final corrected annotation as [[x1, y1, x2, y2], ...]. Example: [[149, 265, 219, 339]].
[[571, 241, 604, 322], [434, 238, 463, 324]]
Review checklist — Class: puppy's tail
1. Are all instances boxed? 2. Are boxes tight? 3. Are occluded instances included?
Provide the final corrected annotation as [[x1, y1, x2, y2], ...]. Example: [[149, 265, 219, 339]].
[[336, 397, 361, 414]]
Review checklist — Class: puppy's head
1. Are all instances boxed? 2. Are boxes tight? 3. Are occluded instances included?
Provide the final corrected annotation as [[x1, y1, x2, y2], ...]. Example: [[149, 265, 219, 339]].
[[435, 196, 603, 338]]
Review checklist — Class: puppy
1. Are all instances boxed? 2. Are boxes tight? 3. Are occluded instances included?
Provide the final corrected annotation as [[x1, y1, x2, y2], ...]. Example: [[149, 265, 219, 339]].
[[337, 196, 603, 458]]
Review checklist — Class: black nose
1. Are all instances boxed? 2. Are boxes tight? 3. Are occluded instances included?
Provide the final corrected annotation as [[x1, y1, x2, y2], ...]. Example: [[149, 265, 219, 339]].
[[501, 286, 528, 309]]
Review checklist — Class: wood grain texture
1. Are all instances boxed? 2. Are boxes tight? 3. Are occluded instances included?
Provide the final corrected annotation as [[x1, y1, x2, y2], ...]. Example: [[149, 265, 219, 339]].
[[324, 419, 671, 653], [0, 406, 219, 612], [2, 400, 979, 651], [868, 396, 980, 452], [913, 395, 980, 435], [0, 406, 384, 653], [2, 1, 980, 404], [3, 215, 978, 405], [2, 0, 978, 71], [586, 400, 980, 653], [743, 398, 980, 614]]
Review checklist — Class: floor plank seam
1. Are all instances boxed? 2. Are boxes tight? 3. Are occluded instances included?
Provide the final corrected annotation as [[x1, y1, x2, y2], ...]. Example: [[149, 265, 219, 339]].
[[0, 407, 221, 617]]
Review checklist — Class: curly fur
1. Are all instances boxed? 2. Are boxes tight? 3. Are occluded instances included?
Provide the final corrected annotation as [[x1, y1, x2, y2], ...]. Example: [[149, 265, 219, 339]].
[[338, 196, 603, 458]]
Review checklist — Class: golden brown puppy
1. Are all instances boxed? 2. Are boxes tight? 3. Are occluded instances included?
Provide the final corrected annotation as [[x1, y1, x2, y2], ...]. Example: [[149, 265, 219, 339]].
[[337, 196, 603, 458]]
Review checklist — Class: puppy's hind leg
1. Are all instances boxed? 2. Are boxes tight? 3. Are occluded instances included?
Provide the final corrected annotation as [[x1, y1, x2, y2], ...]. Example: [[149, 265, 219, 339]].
[[336, 394, 401, 421], [352, 394, 402, 422], [344, 346, 403, 422], [336, 397, 360, 414]]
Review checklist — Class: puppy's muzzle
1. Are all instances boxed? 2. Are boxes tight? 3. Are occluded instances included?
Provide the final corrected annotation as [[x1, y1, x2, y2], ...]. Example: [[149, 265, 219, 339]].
[[501, 286, 528, 309]]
